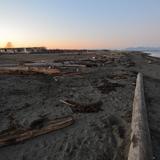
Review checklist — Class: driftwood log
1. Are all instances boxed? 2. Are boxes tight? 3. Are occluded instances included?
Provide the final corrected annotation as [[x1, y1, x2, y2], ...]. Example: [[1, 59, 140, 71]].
[[0, 66, 61, 75], [0, 116, 74, 147], [128, 73, 152, 160]]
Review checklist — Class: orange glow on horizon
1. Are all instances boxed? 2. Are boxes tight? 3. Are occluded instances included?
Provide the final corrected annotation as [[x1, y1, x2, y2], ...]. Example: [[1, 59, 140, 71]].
[[0, 36, 151, 49], [0, 40, 117, 49], [0, 41, 127, 49]]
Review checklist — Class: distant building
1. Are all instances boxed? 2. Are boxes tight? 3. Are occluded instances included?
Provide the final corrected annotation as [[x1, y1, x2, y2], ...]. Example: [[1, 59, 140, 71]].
[[0, 47, 47, 54]]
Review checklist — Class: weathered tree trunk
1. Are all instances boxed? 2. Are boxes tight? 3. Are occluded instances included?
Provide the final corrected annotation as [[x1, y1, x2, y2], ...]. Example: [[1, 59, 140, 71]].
[[0, 66, 60, 75], [0, 116, 74, 147], [128, 73, 152, 160]]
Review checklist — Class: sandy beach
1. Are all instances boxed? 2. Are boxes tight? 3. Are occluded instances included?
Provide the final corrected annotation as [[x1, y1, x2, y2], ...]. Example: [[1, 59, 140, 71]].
[[0, 51, 160, 160]]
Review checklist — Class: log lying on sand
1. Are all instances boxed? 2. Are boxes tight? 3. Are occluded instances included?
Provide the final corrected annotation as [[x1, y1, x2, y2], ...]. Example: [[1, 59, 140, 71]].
[[0, 66, 61, 75], [30, 67, 61, 75], [60, 99, 102, 113], [0, 116, 74, 147], [128, 73, 152, 160]]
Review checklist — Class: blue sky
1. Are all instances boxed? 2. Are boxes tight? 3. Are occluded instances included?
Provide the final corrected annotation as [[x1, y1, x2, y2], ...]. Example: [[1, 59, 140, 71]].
[[0, 0, 160, 49]]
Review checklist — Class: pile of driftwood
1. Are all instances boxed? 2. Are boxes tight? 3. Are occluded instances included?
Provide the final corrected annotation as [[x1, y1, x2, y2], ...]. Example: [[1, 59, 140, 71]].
[[0, 116, 74, 147], [60, 99, 103, 113], [97, 79, 125, 94]]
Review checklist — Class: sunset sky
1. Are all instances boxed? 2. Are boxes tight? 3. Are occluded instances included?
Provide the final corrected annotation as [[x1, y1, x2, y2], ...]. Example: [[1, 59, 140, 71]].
[[0, 0, 160, 49]]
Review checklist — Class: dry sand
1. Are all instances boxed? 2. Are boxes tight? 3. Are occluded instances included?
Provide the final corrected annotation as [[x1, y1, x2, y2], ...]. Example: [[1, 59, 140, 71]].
[[144, 76, 160, 160], [0, 51, 159, 160]]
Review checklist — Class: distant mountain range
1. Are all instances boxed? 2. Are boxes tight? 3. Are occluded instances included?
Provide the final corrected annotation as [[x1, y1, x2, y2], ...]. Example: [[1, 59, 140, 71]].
[[125, 47, 160, 52]]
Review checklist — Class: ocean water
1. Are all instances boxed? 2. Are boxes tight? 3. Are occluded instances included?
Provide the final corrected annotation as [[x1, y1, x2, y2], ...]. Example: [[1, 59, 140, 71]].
[[146, 51, 160, 58]]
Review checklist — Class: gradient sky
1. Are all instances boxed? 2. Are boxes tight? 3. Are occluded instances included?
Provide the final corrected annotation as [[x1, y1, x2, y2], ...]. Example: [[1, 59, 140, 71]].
[[0, 0, 160, 49]]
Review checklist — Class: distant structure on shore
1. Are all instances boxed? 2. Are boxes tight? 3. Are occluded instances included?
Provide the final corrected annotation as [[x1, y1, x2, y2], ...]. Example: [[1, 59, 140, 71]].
[[0, 42, 98, 54], [0, 47, 92, 54], [0, 47, 47, 54]]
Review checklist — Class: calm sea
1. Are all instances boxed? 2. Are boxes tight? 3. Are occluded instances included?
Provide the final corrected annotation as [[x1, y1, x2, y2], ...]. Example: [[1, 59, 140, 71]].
[[145, 51, 160, 58]]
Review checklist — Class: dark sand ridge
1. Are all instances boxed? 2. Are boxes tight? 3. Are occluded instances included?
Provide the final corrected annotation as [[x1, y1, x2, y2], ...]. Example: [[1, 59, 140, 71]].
[[0, 51, 159, 160]]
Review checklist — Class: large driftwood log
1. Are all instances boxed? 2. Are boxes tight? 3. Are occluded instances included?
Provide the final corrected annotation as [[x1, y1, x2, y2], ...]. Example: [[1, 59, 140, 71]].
[[0, 116, 74, 147], [128, 73, 152, 160], [0, 66, 60, 75]]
